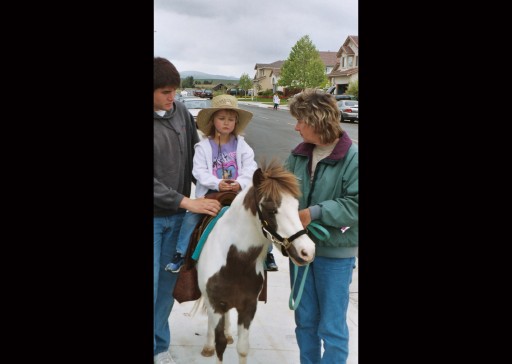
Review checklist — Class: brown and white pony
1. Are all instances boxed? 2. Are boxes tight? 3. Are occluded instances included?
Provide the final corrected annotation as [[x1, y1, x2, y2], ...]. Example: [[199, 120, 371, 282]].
[[194, 160, 315, 363]]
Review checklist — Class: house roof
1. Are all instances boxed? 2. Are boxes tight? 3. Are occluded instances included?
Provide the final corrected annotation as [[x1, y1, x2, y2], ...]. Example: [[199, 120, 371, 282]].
[[346, 35, 358, 47], [318, 51, 337, 67], [337, 35, 358, 57], [328, 67, 358, 77], [212, 83, 226, 91], [254, 60, 285, 70]]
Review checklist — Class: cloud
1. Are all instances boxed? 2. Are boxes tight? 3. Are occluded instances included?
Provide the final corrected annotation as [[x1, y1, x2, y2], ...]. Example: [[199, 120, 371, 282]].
[[154, 0, 358, 78]]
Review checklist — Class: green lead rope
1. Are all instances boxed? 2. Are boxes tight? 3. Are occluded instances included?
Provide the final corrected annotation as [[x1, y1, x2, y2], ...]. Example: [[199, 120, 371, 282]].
[[289, 221, 330, 310]]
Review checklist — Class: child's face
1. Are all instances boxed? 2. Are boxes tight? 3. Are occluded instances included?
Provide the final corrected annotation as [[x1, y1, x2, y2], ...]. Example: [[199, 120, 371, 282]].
[[213, 110, 238, 136]]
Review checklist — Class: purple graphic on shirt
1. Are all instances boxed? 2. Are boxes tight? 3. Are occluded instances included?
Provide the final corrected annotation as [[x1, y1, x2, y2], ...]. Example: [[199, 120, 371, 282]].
[[213, 151, 238, 179], [210, 137, 239, 180]]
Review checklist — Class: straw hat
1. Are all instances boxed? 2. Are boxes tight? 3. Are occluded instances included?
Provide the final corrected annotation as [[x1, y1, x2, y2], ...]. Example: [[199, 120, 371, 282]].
[[196, 95, 253, 135]]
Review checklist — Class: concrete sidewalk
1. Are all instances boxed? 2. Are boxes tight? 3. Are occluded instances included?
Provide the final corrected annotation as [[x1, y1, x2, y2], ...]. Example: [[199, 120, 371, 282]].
[[168, 252, 358, 363], [238, 100, 289, 111]]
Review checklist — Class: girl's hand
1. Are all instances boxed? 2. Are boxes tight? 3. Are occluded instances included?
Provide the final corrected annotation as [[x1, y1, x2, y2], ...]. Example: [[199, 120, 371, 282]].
[[219, 179, 234, 191], [229, 181, 240, 192], [218, 179, 240, 192]]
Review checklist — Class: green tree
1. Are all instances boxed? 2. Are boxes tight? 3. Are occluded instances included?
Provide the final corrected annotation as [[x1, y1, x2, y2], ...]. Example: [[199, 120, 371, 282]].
[[182, 76, 195, 88], [238, 73, 252, 97], [346, 79, 359, 100], [278, 35, 327, 90]]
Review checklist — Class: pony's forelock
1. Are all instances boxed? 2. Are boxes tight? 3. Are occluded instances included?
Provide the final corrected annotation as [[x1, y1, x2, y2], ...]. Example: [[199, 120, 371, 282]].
[[257, 159, 301, 201]]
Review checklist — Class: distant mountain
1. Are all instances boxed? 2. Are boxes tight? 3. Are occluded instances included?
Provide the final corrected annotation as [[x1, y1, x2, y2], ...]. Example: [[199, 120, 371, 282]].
[[180, 70, 239, 81]]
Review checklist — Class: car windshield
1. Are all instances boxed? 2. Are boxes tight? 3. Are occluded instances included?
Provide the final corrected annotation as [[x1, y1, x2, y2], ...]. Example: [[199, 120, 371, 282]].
[[338, 101, 358, 107], [183, 99, 211, 109]]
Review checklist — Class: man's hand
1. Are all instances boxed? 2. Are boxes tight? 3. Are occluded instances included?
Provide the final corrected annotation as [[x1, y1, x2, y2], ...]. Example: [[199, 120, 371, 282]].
[[180, 197, 222, 216]]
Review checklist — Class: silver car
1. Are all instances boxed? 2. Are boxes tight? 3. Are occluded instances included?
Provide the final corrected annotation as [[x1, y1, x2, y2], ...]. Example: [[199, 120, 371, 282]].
[[182, 97, 212, 126], [337, 100, 358, 123]]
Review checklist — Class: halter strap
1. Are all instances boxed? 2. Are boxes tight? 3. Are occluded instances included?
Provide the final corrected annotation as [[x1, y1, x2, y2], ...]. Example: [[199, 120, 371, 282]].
[[253, 187, 308, 250]]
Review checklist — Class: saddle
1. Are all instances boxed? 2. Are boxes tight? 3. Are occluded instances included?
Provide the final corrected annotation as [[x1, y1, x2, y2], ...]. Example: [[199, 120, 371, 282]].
[[188, 191, 267, 303]]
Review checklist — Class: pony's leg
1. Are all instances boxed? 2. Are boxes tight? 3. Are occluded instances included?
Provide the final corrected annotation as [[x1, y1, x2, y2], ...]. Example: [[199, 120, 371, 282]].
[[201, 306, 219, 357], [236, 300, 258, 364], [201, 307, 230, 362], [224, 310, 234, 344], [213, 313, 229, 363]]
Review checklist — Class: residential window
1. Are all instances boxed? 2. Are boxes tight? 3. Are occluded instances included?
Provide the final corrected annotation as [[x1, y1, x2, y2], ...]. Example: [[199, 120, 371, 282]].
[[355, 56, 358, 67], [342, 57, 345, 68], [348, 57, 353, 67]]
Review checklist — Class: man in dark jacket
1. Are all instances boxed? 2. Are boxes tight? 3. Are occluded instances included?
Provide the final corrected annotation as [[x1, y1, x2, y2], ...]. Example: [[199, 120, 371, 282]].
[[153, 57, 221, 364]]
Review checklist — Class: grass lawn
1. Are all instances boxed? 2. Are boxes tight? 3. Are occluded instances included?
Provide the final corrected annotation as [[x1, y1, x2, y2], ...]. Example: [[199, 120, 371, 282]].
[[238, 97, 289, 106]]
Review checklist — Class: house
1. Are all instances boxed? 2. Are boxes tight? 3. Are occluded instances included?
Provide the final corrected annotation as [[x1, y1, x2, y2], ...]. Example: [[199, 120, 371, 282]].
[[252, 60, 284, 95], [328, 35, 358, 95], [252, 51, 338, 95], [212, 83, 227, 91]]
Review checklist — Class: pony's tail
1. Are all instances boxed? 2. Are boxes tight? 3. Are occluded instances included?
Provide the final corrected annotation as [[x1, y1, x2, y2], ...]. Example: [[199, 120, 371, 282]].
[[189, 295, 207, 317]]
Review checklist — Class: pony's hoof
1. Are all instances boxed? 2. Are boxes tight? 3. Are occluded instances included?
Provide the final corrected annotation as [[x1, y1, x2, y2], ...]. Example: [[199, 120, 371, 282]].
[[226, 335, 234, 344], [201, 347, 215, 357]]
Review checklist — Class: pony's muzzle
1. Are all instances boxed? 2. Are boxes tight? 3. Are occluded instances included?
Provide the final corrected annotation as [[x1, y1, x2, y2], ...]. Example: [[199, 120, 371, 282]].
[[287, 242, 315, 266]]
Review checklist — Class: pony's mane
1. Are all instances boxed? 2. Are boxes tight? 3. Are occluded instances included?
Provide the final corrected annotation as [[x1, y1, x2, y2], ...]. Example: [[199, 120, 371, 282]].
[[257, 159, 301, 201]]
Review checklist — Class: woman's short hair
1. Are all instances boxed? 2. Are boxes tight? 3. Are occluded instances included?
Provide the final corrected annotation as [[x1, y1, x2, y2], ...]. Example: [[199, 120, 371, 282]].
[[288, 89, 343, 144]]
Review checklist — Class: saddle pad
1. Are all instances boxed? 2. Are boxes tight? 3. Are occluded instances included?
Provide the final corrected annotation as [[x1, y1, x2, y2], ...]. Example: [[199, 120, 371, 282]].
[[191, 206, 229, 261]]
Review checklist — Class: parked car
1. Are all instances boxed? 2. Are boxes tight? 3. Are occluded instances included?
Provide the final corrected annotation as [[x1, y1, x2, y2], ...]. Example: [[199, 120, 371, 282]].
[[175, 95, 195, 103], [326, 86, 357, 101], [337, 100, 358, 123], [334, 94, 357, 101], [193, 89, 214, 99], [200, 89, 213, 99], [182, 97, 212, 127]]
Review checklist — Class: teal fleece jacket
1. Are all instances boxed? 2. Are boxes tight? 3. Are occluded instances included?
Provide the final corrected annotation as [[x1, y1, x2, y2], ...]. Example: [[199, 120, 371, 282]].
[[284, 131, 358, 258], [154, 102, 199, 216]]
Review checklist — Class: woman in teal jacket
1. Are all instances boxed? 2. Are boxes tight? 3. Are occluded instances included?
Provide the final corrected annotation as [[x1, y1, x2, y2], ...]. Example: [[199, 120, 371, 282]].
[[285, 89, 358, 364]]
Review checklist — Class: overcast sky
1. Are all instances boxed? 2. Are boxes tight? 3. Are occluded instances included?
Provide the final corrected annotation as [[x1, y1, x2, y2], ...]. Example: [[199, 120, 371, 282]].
[[154, 0, 358, 78]]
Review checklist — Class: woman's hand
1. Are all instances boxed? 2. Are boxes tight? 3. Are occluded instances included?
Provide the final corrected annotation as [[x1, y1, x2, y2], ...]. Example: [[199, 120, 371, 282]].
[[298, 208, 312, 228]]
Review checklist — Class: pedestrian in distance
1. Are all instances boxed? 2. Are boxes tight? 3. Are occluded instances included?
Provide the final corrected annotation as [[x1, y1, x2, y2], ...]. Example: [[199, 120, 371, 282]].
[[165, 94, 278, 274], [285, 88, 358, 364], [273, 92, 280, 110], [153, 57, 222, 364]]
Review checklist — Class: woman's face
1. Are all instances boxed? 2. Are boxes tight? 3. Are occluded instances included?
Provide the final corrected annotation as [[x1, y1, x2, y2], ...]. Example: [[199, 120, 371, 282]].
[[294, 119, 321, 144], [213, 110, 238, 136]]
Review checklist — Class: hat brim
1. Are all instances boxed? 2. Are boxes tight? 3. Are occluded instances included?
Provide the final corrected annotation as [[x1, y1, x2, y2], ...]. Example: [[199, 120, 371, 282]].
[[196, 107, 253, 135]]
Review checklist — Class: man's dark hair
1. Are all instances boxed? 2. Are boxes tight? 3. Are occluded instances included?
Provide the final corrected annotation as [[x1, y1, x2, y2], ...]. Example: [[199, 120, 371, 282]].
[[154, 57, 180, 91]]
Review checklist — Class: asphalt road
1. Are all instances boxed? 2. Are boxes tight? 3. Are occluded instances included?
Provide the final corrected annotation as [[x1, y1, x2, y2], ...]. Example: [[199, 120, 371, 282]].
[[238, 104, 358, 164]]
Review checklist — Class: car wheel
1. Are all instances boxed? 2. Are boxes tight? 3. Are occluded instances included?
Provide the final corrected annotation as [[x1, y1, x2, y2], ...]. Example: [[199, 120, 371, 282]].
[[340, 114, 344, 123]]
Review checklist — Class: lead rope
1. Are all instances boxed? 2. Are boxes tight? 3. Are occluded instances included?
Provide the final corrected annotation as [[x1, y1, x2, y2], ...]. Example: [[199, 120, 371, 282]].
[[289, 263, 310, 310], [288, 221, 330, 310]]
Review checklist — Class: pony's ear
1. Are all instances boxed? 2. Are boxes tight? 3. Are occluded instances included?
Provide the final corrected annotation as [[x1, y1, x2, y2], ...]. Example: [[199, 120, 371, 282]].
[[253, 167, 263, 187]]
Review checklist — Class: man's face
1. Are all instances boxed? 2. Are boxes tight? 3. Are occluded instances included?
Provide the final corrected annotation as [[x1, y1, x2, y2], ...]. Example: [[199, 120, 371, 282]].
[[154, 87, 177, 111]]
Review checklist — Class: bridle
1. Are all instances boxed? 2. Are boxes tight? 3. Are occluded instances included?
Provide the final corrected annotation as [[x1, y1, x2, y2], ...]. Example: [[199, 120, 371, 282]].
[[253, 188, 308, 252]]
